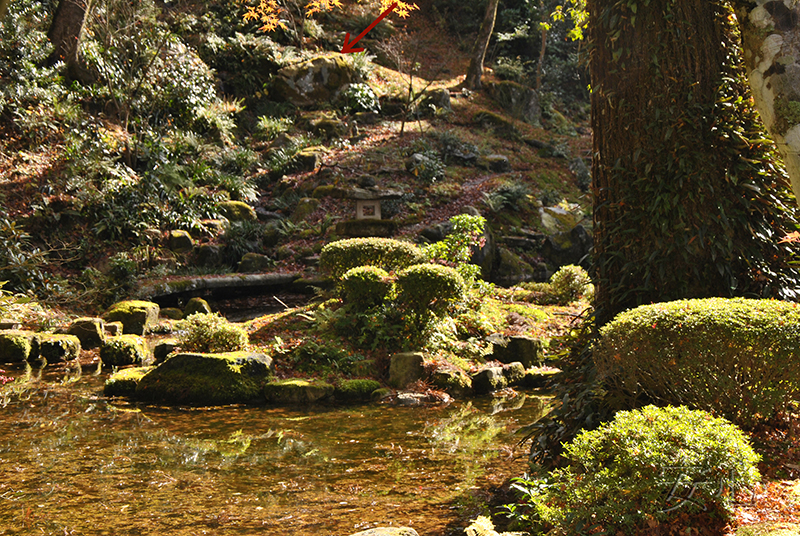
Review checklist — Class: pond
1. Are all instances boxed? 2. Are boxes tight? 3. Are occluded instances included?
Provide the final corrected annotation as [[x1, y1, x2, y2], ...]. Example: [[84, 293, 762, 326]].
[[0, 363, 549, 536]]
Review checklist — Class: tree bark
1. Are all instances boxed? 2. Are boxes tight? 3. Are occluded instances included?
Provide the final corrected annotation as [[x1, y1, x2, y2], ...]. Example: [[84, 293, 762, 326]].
[[589, 0, 800, 325], [46, 0, 95, 83], [736, 0, 800, 204], [465, 0, 500, 90]]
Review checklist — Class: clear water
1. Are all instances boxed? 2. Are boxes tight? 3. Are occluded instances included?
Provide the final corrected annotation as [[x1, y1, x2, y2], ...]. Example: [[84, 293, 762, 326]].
[[0, 363, 549, 536]]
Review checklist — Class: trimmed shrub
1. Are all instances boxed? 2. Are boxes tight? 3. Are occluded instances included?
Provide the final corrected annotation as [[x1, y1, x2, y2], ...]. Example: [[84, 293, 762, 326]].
[[319, 238, 425, 279], [594, 298, 800, 426], [340, 266, 394, 310], [396, 264, 465, 319], [177, 313, 249, 353], [549, 264, 592, 305], [508, 405, 760, 534]]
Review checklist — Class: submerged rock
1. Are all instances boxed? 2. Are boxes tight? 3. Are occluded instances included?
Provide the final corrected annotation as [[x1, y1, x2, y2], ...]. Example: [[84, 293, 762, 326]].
[[104, 366, 153, 397], [100, 335, 149, 367], [32, 334, 81, 363], [264, 378, 334, 404], [137, 351, 274, 406], [0, 330, 35, 363], [348, 528, 419, 536]]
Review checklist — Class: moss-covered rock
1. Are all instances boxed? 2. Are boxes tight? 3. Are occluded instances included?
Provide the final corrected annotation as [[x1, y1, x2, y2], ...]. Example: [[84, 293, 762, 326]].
[[103, 300, 160, 336], [488, 334, 544, 368], [487, 80, 541, 126], [160, 307, 183, 320], [431, 368, 472, 398], [334, 379, 382, 403], [472, 366, 508, 394], [389, 352, 425, 388], [32, 334, 81, 363], [502, 362, 526, 385], [238, 252, 272, 273], [522, 367, 560, 388], [491, 247, 535, 286], [105, 321, 123, 336], [264, 378, 335, 404], [271, 56, 361, 106], [100, 335, 149, 367], [153, 339, 178, 364], [290, 197, 320, 223], [136, 352, 274, 405], [0, 330, 35, 363], [219, 200, 257, 222], [104, 366, 153, 397], [473, 111, 520, 139], [68, 317, 105, 349], [184, 297, 212, 316]]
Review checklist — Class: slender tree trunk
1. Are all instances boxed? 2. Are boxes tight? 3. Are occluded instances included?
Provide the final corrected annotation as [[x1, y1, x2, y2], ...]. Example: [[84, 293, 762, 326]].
[[736, 0, 800, 204], [465, 0, 500, 89], [0, 0, 10, 24], [535, 0, 547, 91], [45, 0, 95, 82]]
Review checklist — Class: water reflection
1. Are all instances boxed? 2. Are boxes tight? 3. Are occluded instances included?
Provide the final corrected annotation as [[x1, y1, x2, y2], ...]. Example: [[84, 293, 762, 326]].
[[0, 365, 550, 536]]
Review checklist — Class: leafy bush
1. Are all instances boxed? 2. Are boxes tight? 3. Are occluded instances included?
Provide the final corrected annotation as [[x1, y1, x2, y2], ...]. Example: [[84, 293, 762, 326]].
[[340, 266, 394, 310], [339, 83, 381, 114], [407, 150, 446, 183], [177, 313, 249, 353], [289, 339, 361, 375], [506, 405, 760, 534], [396, 263, 465, 320], [425, 214, 486, 281], [0, 217, 49, 293], [594, 298, 800, 426], [549, 264, 592, 304], [221, 220, 264, 266], [255, 116, 293, 141], [319, 238, 425, 279], [483, 181, 531, 212]]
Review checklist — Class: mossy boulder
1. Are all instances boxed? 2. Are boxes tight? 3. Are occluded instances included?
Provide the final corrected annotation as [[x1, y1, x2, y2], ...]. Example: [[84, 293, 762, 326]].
[[68, 317, 105, 349], [103, 300, 160, 336], [271, 56, 361, 106], [167, 229, 194, 253], [32, 334, 81, 363], [334, 379, 382, 403], [238, 252, 272, 273], [184, 297, 212, 316], [290, 197, 320, 223], [431, 368, 472, 398], [472, 366, 508, 394], [160, 307, 184, 320], [389, 352, 425, 388], [153, 339, 178, 364], [0, 330, 35, 363], [104, 366, 153, 397], [487, 80, 541, 126], [100, 335, 149, 367], [105, 321, 123, 336], [294, 146, 328, 172], [502, 362, 526, 385], [264, 378, 335, 404], [488, 334, 544, 368], [473, 111, 520, 139], [136, 351, 274, 405], [219, 200, 257, 222], [491, 247, 535, 286]]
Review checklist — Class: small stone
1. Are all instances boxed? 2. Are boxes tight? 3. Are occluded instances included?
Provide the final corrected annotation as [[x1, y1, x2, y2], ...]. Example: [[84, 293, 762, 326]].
[[238, 252, 273, 273], [160, 307, 183, 320], [184, 297, 212, 316], [219, 201, 257, 222], [167, 230, 194, 253]]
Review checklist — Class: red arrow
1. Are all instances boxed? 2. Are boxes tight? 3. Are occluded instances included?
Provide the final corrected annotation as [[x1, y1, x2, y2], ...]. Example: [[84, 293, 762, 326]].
[[341, 2, 398, 54]]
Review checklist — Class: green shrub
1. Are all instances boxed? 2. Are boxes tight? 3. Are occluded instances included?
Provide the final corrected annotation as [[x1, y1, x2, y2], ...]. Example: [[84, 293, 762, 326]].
[[425, 214, 486, 281], [549, 264, 592, 305], [506, 405, 760, 534], [338, 83, 381, 114], [594, 298, 800, 426], [396, 263, 465, 319], [340, 266, 394, 310], [177, 313, 249, 353], [319, 238, 425, 279]]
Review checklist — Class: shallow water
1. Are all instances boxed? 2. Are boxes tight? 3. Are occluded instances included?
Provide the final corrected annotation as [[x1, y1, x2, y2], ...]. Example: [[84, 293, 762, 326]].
[[0, 363, 549, 536]]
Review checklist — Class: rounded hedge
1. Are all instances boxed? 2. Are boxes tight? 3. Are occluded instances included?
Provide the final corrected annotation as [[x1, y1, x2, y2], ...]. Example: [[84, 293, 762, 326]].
[[340, 266, 394, 310], [319, 238, 425, 279], [511, 405, 760, 533], [594, 297, 800, 426], [396, 263, 465, 317]]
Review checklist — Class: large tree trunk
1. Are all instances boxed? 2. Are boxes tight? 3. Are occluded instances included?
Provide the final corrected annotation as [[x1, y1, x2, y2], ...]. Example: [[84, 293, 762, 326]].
[[589, 0, 800, 325], [736, 0, 800, 204], [45, 0, 95, 82], [464, 0, 500, 90]]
